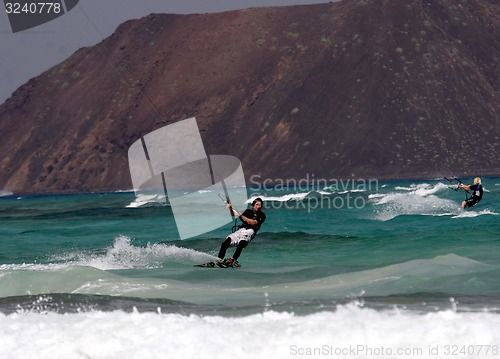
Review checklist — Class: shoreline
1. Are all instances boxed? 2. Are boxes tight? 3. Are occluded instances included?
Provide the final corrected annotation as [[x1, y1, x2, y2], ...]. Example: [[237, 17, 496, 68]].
[[2, 174, 499, 198]]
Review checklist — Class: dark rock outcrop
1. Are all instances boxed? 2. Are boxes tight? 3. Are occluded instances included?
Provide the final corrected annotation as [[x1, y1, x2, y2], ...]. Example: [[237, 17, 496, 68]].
[[0, 0, 499, 194]]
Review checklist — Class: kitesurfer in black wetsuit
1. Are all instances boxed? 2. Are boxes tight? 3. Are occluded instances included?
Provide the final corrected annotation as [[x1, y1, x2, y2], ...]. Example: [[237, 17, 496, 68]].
[[217, 197, 266, 266], [459, 177, 483, 209]]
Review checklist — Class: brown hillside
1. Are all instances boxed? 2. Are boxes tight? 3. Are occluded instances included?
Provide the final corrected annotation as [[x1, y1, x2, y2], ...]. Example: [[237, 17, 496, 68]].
[[0, 0, 499, 194]]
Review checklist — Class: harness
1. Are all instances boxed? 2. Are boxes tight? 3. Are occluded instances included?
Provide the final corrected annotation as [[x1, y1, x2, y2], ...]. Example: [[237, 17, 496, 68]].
[[474, 184, 481, 198], [231, 218, 239, 233]]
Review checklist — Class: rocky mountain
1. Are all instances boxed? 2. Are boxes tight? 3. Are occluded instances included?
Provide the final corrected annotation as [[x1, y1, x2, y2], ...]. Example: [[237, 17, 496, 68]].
[[1, 0, 499, 194]]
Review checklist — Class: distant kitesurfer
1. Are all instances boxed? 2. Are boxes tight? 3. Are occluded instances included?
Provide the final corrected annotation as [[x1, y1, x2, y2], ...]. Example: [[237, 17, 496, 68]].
[[217, 197, 266, 266], [458, 177, 483, 209]]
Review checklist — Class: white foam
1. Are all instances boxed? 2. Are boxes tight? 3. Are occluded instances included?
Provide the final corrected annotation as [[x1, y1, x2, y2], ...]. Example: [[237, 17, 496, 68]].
[[368, 193, 385, 199], [394, 186, 415, 191], [248, 192, 310, 203], [25, 235, 214, 272], [0, 263, 71, 271], [395, 183, 448, 196], [52, 235, 216, 270], [452, 209, 499, 219], [1, 305, 499, 359], [416, 183, 449, 196], [126, 193, 168, 208], [349, 189, 366, 193], [370, 182, 460, 220]]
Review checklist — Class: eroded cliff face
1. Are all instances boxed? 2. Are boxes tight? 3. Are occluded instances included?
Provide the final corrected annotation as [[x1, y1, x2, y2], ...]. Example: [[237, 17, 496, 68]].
[[1, 0, 499, 194]]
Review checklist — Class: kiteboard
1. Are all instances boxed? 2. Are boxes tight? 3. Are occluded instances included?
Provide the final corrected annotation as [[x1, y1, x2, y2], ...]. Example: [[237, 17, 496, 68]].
[[194, 259, 241, 268]]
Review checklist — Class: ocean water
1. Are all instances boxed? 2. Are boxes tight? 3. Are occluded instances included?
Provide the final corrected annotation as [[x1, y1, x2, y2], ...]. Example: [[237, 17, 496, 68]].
[[0, 178, 499, 358]]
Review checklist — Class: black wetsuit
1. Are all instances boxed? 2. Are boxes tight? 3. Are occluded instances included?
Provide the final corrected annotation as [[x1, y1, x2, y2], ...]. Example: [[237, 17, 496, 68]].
[[464, 184, 483, 207], [238, 209, 266, 232]]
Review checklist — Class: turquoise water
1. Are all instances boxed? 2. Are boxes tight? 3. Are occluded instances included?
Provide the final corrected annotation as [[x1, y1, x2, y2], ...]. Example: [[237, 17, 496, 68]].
[[1, 178, 499, 315], [1, 178, 500, 358]]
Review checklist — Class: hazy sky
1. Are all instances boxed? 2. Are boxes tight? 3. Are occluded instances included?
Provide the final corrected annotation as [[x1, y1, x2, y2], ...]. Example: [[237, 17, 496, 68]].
[[0, 0, 334, 103]]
